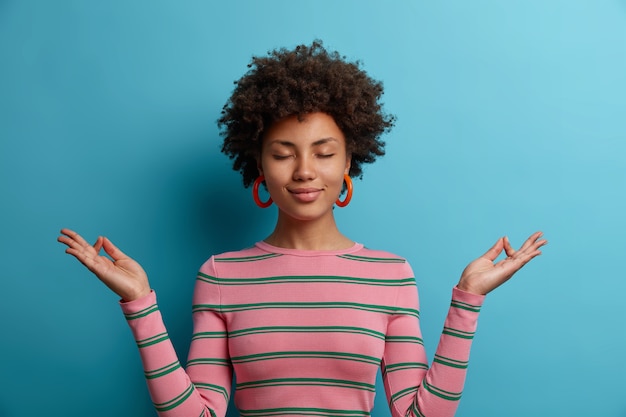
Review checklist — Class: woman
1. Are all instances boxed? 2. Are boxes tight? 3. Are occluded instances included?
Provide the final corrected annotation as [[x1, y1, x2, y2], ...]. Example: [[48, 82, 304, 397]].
[[58, 41, 546, 417]]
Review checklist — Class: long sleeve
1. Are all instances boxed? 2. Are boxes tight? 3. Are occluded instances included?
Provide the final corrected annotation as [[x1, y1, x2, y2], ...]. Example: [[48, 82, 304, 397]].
[[382, 285, 484, 417], [120, 257, 232, 417]]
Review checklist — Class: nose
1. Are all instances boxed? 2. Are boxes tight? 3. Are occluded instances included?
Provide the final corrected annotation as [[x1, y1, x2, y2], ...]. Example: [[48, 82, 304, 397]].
[[292, 154, 316, 181]]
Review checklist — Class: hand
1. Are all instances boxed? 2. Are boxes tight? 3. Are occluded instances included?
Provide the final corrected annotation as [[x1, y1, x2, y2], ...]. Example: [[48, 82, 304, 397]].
[[457, 231, 547, 295], [58, 228, 151, 302]]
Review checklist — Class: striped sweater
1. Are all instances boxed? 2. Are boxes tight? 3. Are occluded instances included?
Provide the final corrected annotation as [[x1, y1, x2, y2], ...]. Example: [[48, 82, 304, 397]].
[[121, 241, 484, 417]]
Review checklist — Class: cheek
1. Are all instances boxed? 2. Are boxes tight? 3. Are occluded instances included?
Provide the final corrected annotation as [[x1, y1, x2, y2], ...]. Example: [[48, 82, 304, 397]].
[[324, 162, 349, 183], [262, 170, 288, 193]]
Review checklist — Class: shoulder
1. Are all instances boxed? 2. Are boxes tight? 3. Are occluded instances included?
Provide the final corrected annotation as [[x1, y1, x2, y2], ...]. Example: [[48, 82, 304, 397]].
[[198, 244, 283, 277], [212, 245, 278, 262], [341, 246, 409, 264], [200, 245, 274, 264], [335, 245, 415, 279]]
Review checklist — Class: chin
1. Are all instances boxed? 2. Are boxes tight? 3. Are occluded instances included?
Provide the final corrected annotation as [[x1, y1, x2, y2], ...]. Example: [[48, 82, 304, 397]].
[[278, 206, 334, 223]]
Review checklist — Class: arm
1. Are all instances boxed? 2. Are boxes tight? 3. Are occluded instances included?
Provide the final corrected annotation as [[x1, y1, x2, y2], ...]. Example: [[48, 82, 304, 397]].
[[383, 231, 546, 417], [58, 229, 232, 417], [383, 284, 483, 417], [121, 285, 231, 417]]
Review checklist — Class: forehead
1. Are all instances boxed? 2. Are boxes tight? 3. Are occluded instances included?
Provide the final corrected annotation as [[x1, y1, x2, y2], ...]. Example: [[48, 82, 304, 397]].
[[263, 112, 346, 147]]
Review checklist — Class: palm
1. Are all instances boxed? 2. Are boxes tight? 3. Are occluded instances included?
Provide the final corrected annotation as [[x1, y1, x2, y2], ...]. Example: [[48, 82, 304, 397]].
[[58, 228, 150, 301], [457, 231, 547, 295], [89, 251, 145, 286]]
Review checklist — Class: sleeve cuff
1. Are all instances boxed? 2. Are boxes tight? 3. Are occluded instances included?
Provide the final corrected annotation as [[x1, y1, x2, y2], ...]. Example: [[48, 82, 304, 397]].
[[452, 285, 486, 306], [119, 289, 157, 314]]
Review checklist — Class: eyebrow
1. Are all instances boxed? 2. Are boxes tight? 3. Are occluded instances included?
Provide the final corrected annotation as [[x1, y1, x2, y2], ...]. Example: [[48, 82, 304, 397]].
[[268, 137, 339, 147]]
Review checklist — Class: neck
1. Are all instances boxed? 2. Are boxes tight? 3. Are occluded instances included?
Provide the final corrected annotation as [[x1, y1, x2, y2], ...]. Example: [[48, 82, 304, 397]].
[[264, 211, 353, 251]]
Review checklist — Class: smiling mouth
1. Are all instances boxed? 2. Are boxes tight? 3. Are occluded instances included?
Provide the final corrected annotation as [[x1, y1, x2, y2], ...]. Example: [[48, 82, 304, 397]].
[[288, 188, 322, 202], [290, 188, 322, 194]]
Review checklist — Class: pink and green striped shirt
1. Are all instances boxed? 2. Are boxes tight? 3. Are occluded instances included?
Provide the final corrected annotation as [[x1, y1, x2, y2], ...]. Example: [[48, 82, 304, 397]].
[[122, 241, 484, 417]]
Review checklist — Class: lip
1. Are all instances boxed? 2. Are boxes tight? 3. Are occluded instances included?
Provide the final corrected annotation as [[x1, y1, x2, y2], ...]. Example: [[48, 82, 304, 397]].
[[288, 187, 323, 203]]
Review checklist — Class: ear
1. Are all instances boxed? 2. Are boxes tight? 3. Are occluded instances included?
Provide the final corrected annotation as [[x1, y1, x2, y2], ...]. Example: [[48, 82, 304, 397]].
[[256, 151, 264, 176], [344, 153, 352, 175]]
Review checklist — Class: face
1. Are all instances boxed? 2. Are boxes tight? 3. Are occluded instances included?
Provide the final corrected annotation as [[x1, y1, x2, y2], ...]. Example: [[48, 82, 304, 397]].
[[259, 112, 351, 223]]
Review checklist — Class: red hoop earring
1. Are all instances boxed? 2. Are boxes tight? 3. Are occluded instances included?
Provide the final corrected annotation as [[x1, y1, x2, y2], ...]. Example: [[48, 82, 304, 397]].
[[335, 174, 353, 207], [253, 176, 273, 208]]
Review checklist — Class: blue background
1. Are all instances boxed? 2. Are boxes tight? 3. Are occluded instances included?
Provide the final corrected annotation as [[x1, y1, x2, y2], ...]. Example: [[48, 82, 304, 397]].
[[1, 1, 625, 416]]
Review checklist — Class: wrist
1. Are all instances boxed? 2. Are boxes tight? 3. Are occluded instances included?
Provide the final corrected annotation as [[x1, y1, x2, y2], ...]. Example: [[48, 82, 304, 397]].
[[121, 287, 151, 303], [456, 281, 485, 295]]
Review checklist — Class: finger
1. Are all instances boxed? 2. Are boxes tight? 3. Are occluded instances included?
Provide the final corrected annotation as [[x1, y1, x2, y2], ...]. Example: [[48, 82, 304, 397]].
[[57, 229, 101, 262], [506, 245, 544, 270], [528, 238, 548, 254], [59, 231, 96, 260], [101, 237, 129, 261], [57, 234, 73, 248], [58, 235, 90, 253], [503, 236, 515, 257], [93, 236, 104, 253], [481, 237, 504, 261], [518, 231, 544, 252], [64, 245, 107, 273], [58, 234, 99, 259], [519, 237, 548, 259], [61, 229, 91, 246]]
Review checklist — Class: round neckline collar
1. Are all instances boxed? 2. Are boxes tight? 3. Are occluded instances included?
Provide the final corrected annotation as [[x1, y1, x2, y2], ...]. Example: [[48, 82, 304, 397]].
[[255, 240, 364, 256]]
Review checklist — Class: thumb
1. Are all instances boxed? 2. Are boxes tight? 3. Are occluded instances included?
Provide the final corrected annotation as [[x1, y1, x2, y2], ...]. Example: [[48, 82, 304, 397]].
[[101, 237, 129, 261], [481, 237, 504, 262]]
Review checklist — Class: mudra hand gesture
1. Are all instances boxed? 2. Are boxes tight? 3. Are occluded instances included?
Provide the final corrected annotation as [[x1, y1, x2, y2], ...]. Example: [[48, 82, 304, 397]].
[[457, 231, 547, 295], [58, 228, 151, 302]]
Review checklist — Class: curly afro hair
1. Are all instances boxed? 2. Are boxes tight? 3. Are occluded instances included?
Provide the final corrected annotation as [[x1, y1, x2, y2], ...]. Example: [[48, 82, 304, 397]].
[[218, 40, 396, 188]]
